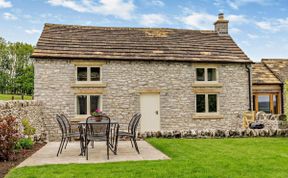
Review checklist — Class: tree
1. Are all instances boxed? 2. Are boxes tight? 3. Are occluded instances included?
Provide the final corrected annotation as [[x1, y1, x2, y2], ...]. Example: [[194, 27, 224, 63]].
[[0, 37, 34, 95]]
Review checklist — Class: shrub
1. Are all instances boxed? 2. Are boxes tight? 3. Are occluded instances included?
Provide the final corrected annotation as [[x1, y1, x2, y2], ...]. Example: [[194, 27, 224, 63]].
[[21, 118, 36, 137], [15, 138, 34, 150], [0, 116, 21, 161]]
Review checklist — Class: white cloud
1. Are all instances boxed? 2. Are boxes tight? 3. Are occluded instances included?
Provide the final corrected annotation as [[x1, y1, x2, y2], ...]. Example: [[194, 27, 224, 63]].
[[150, 0, 164, 7], [25, 29, 41, 35], [256, 21, 272, 30], [139, 14, 168, 27], [47, 0, 135, 20], [227, 15, 248, 24], [255, 17, 288, 32], [227, 0, 268, 10], [3, 12, 17, 20], [247, 33, 259, 39], [181, 12, 216, 29], [230, 27, 241, 34], [0, 0, 12, 8]]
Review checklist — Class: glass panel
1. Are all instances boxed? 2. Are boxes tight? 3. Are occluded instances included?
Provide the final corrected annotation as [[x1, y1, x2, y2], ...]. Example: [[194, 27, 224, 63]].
[[258, 95, 270, 113], [253, 95, 256, 111], [208, 68, 217, 81], [77, 95, 87, 115], [273, 95, 278, 114], [77, 67, 87, 81], [90, 95, 100, 114], [196, 94, 205, 112], [208, 94, 217, 112], [196, 68, 205, 81], [91, 67, 100, 81]]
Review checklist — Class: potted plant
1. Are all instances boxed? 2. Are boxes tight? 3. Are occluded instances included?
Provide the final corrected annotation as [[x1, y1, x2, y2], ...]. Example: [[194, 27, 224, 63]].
[[91, 109, 103, 122]]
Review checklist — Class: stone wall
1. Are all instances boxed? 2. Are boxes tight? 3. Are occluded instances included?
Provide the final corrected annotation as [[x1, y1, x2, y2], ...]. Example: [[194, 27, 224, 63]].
[[285, 80, 288, 116], [0, 100, 46, 141], [34, 59, 250, 141]]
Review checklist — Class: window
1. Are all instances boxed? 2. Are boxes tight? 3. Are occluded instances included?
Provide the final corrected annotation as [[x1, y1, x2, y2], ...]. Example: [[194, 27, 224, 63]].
[[76, 95, 101, 115], [76, 67, 101, 82], [253, 94, 280, 114], [196, 68, 217, 82], [258, 95, 270, 113], [196, 94, 218, 113]]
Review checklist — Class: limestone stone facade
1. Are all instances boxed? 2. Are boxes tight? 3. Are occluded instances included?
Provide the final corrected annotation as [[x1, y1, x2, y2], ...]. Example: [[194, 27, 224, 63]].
[[34, 59, 251, 141]]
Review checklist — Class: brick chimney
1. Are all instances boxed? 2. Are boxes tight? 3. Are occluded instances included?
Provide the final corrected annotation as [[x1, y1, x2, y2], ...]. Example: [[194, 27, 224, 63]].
[[214, 13, 229, 35]]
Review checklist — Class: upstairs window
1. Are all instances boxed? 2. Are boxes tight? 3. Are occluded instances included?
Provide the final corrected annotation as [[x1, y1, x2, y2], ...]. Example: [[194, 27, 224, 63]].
[[196, 68, 217, 82], [76, 67, 101, 82], [196, 94, 218, 113]]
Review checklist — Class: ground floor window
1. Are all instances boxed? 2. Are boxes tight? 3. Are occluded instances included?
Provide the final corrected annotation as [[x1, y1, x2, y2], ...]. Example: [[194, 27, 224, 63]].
[[196, 94, 218, 113], [76, 95, 101, 115], [253, 93, 280, 114]]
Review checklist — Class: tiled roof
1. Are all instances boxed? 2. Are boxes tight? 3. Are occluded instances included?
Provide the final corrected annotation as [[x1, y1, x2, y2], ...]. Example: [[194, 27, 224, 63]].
[[32, 23, 252, 63], [252, 63, 281, 84], [262, 59, 288, 82]]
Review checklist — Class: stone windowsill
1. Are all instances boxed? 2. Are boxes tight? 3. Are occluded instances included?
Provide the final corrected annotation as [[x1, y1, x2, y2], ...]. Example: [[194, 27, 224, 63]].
[[71, 83, 107, 88], [192, 114, 224, 120], [192, 82, 223, 88], [71, 116, 87, 122]]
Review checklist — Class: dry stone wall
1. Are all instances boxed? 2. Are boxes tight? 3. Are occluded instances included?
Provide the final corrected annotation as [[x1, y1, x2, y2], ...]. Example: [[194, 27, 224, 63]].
[[0, 100, 47, 141]]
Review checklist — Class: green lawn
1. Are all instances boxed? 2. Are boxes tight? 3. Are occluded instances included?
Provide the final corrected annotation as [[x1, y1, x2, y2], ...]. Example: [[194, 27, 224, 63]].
[[6, 138, 288, 178], [0, 94, 32, 101]]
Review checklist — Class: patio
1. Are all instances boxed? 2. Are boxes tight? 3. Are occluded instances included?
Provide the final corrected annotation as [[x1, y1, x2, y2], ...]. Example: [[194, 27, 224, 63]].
[[17, 141, 170, 167]]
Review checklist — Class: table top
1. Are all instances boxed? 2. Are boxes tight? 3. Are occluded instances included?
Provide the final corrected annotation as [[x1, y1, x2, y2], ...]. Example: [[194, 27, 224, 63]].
[[78, 120, 118, 124]]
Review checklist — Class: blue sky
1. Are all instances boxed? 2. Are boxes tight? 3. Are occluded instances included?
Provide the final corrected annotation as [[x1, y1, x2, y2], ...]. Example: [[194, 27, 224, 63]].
[[0, 0, 288, 62]]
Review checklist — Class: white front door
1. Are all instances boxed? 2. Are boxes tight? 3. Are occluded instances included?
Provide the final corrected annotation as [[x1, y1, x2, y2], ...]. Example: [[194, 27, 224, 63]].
[[140, 93, 160, 132]]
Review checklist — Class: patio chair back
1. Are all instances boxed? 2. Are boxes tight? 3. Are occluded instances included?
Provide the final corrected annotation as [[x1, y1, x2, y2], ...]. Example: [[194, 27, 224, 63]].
[[85, 115, 111, 140], [56, 114, 67, 137], [131, 113, 141, 138], [60, 114, 71, 134], [127, 113, 140, 133]]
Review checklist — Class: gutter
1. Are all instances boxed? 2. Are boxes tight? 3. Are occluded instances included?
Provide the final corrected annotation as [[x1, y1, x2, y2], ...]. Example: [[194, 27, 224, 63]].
[[281, 83, 284, 114], [245, 64, 252, 111]]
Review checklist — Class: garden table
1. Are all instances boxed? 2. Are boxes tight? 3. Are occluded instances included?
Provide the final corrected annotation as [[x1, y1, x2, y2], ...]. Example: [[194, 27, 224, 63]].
[[78, 120, 119, 156]]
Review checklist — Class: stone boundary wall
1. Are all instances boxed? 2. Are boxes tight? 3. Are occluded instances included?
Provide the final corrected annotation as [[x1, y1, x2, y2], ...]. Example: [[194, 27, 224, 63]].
[[0, 100, 47, 141], [139, 129, 288, 139]]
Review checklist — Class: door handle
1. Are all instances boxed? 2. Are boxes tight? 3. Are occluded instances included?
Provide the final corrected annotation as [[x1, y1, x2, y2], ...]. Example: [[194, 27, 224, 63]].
[[155, 111, 159, 115]]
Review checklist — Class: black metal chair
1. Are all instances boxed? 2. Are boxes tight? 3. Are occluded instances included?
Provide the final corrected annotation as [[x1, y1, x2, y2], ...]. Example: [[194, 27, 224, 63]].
[[85, 115, 115, 160], [55, 114, 67, 156], [117, 113, 141, 154], [55, 114, 82, 156], [60, 114, 81, 149]]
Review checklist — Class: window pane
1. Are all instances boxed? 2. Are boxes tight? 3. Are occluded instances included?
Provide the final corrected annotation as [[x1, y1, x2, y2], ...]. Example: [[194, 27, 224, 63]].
[[253, 95, 256, 111], [77, 96, 87, 115], [196, 94, 205, 112], [208, 68, 216, 81], [90, 96, 100, 114], [273, 95, 278, 114], [77, 67, 87, 81], [91, 67, 100, 81], [258, 95, 270, 113], [196, 68, 205, 81], [208, 94, 217, 112]]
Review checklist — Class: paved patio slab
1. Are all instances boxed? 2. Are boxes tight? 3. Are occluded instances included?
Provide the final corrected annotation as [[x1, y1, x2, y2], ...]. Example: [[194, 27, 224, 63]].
[[17, 141, 170, 167]]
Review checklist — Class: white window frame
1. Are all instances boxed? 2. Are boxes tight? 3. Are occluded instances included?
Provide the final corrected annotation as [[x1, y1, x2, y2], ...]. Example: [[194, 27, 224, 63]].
[[195, 93, 219, 114], [195, 67, 218, 82], [75, 94, 102, 117], [76, 66, 102, 83]]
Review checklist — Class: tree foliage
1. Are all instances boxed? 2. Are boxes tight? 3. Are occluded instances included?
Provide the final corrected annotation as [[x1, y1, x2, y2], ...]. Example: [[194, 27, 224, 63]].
[[0, 37, 34, 95]]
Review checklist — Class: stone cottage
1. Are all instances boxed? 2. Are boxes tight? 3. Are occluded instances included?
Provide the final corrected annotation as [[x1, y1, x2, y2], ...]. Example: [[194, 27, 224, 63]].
[[32, 13, 253, 140], [252, 59, 288, 116]]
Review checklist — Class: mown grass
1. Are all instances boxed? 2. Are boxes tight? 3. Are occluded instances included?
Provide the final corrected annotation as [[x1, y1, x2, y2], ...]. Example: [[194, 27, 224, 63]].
[[0, 94, 32, 101], [6, 138, 288, 178]]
